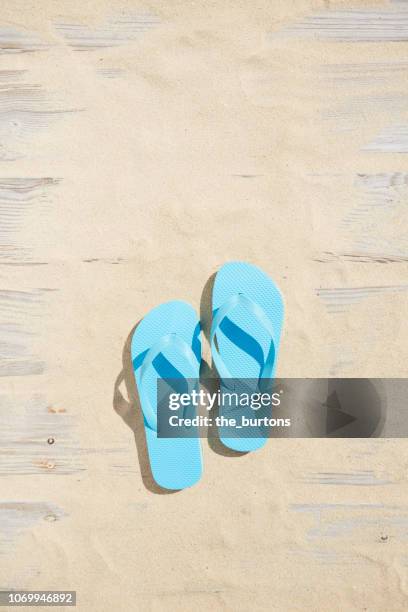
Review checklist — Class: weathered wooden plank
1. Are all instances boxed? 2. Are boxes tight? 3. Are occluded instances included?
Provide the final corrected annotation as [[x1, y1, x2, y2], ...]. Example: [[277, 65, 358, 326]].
[[0, 27, 47, 54], [0, 289, 51, 377], [0, 178, 59, 265], [313, 172, 408, 267], [273, 6, 408, 42], [0, 394, 83, 476], [299, 470, 391, 486], [320, 60, 408, 86], [0, 502, 65, 556], [292, 503, 408, 541], [54, 12, 160, 51], [363, 124, 408, 152], [96, 67, 125, 80], [316, 284, 408, 313], [0, 69, 79, 161]]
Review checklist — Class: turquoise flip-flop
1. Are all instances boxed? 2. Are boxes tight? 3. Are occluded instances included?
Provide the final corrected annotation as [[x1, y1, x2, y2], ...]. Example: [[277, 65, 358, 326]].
[[131, 301, 203, 490], [211, 262, 284, 452]]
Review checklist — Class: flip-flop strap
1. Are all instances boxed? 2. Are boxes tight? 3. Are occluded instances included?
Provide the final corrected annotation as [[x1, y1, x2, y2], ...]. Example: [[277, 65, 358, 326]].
[[139, 333, 199, 431], [210, 293, 277, 382]]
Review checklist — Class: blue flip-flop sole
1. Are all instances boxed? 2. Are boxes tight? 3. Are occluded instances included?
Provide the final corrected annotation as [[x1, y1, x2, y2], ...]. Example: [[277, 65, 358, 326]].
[[131, 301, 202, 490], [212, 262, 284, 452]]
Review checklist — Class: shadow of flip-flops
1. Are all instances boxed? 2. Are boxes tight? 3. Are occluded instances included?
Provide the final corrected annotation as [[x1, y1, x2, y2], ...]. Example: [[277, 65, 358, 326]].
[[112, 321, 178, 495], [200, 273, 248, 458]]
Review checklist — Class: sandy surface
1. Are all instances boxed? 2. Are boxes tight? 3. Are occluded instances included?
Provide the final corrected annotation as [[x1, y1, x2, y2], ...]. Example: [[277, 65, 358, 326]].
[[1, 1, 408, 610]]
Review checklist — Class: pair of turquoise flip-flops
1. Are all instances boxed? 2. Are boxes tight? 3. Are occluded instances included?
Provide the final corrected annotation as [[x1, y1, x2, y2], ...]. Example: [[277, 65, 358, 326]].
[[131, 261, 284, 490]]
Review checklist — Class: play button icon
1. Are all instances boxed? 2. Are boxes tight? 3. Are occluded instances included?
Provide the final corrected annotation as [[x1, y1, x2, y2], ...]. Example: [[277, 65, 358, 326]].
[[270, 378, 386, 438], [325, 390, 357, 434], [324, 379, 384, 437]]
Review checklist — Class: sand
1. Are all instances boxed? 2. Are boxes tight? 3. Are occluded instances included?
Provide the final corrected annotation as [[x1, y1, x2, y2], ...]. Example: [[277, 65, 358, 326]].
[[1, 1, 408, 610]]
